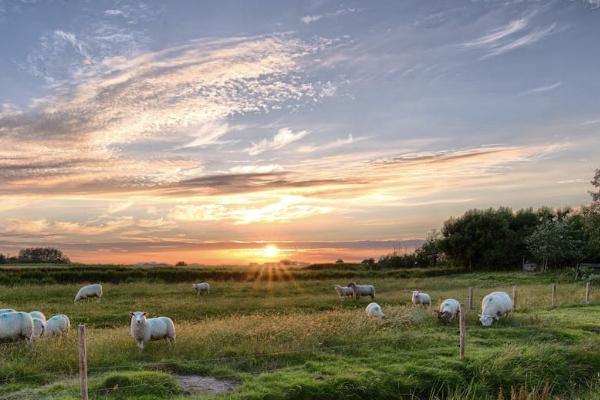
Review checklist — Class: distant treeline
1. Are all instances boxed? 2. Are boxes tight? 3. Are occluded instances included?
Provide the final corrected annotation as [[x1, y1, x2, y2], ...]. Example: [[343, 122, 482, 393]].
[[376, 169, 600, 271], [0, 247, 70, 265]]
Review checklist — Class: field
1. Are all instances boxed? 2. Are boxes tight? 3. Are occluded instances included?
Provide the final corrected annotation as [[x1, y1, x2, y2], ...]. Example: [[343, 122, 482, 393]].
[[0, 265, 599, 400]]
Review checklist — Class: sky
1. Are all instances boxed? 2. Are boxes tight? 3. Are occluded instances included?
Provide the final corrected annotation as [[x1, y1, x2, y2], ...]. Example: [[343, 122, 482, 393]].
[[0, 0, 599, 265]]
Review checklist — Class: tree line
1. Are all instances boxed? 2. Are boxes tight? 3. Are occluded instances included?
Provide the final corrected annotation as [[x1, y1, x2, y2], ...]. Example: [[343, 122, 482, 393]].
[[375, 169, 600, 271], [0, 247, 71, 264]]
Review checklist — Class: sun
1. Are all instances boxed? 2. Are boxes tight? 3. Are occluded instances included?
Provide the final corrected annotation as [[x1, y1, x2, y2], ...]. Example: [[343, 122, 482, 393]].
[[263, 244, 279, 258]]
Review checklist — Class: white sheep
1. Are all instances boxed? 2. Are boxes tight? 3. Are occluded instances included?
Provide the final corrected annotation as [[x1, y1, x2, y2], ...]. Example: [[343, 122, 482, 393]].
[[0, 311, 34, 342], [29, 311, 46, 322], [32, 318, 46, 339], [45, 314, 70, 336], [192, 282, 210, 295], [435, 299, 460, 322], [479, 291, 513, 327], [129, 311, 176, 351], [365, 302, 385, 318], [334, 285, 354, 300], [0, 308, 16, 314], [347, 282, 376, 300], [74, 283, 103, 304], [411, 290, 431, 306]]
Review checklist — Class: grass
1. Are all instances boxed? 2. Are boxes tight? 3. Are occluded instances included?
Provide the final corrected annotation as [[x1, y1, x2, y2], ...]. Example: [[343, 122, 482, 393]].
[[0, 269, 598, 399]]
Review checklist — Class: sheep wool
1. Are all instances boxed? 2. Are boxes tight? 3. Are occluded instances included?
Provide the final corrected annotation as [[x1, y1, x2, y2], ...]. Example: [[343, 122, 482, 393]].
[[29, 311, 46, 322], [130, 311, 176, 351], [480, 292, 513, 327], [334, 285, 354, 300], [32, 318, 46, 339], [74, 284, 103, 304], [0, 311, 34, 342], [366, 302, 385, 318], [347, 283, 376, 300], [45, 315, 70, 336], [192, 282, 210, 294], [437, 299, 460, 322], [0, 308, 16, 314], [411, 290, 431, 306]]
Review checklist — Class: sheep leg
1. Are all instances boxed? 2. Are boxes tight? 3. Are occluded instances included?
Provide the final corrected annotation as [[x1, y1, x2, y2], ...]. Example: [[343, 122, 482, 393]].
[[137, 341, 145, 351], [96, 297, 101, 303]]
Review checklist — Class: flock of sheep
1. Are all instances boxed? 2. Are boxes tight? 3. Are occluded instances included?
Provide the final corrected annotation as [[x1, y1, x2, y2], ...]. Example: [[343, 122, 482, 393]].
[[1, 280, 513, 350], [336, 282, 513, 327]]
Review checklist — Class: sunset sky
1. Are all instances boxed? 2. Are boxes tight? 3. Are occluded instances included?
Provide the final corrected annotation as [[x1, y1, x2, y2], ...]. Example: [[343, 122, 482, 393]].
[[1, 0, 599, 264]]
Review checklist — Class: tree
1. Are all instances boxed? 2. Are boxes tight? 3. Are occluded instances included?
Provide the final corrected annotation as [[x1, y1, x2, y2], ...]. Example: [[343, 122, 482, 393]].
[[0, 253, 5, 264], [414, 230, 443, 267], [589, 168, 600, 210], [175, 261, 187, 266], [525, 218, 583, 270], [335, 259, 344, 264], [17, 247, 70, 264]]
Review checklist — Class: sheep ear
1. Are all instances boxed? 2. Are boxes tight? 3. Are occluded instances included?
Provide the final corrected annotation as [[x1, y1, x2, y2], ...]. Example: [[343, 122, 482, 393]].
[[143, 312, 149, 317], [129, 312, 135, 317]]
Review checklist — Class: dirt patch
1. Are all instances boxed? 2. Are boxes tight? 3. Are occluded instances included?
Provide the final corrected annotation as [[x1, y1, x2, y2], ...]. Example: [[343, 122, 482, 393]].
[[178, 375, 237, 396]]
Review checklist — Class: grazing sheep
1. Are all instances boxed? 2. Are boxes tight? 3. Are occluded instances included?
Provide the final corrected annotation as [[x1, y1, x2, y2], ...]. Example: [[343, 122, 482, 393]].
[[29, 311, 46, 322], [411, 290, 431, 306], [479, 291, 513, 327], [347, 282, 376, 300], [74, 283, 103, 304], [0, 311, 34, 342], [45, 315, 70, 336], [0, 308, 16, 314], [129, 311, 176, 351], [334, 285, 354, 300], [365, 302, 385, 318], [32, 318, 46, 339], [435, 299, 460, 322], [192, 282, 210, 295]]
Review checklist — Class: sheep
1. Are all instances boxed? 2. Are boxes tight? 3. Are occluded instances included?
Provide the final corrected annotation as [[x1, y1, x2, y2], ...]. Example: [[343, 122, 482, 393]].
[[45, 314, 70, 336], [479, 291, 513, 327], [0, 308, 16, 314], [192, 282, 210, 295], [129, 311, 176, 351], [435, 299, 460, 322], [347, 282, 376, 300], [29, 311, 46, 322], [411, 290, 431, 306], [0, 311, 34, 342], [334, 285, 354, 300], [32, 318, 46, 339], [365, 302, 385, 318], [74, 283, 103, 304]]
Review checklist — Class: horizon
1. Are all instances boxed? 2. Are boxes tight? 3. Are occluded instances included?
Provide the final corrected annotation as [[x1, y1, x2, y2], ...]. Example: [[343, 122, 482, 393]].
[[1, 1, 599, 264]]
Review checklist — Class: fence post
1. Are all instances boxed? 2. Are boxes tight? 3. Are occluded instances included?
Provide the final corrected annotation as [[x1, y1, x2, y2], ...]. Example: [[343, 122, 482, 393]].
[[78, 324, 89, 400], [551, 284, 557, 308], [512, 286, 517, 310], [585, 282, 590, 305], [459, 304, 465, 360], [467, 287, 473, 310]]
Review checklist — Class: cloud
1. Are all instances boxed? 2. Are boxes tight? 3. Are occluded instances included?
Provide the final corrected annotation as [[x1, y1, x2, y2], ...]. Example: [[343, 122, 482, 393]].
[[229, 164, 284, 174], [300, 8, 358, 25], [519, 81, 561, 96], [464, 17, 557, 59], [245, 128, 309, 155], [298, 134, 368, 153]]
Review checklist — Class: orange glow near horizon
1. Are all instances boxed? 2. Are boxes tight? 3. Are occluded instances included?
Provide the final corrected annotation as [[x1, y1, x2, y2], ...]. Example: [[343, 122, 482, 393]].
[[262, 244, 279, 258]]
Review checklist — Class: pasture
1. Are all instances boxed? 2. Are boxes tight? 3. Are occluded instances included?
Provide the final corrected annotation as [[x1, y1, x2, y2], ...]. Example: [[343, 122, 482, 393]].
[[0, 267, 598, 399]]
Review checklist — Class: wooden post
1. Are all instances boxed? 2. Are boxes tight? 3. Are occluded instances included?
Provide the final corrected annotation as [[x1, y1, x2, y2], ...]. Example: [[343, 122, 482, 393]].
[[78, 324, 89, 400], [512, 286, 517, 310], [467, 287, 473, 310], [459, 304, 465, 360], [585, 282, 590, 305], [551, 284, 557, 308]]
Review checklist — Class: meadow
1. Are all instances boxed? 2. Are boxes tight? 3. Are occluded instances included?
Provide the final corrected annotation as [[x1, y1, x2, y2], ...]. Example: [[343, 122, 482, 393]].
[[0, 265, 598, 400]]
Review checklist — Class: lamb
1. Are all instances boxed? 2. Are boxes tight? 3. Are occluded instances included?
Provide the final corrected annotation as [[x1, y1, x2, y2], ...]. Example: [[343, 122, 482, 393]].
[[192, 282, 210, 295], [365, 302, 385, 318], [45, 314, 70, 336], [0, 311, 34, 342], [334, 285, 354, 300], [32, 318, 46, 339], [347, 282, 376, 300], [479, 291, 513, 327], [435, 299, 460, 322], [129, 311, 176, 351], [411, 290, 431, 306], [74, 283, 103, 304], [29, 311, 46, 322]]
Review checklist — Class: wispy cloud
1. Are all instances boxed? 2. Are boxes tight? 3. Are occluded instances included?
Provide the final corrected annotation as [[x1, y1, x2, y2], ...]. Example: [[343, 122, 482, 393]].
[[298, 134, 368, 153], [519, 81, 561, 96], [464, 17, 557, 59], [245, 128, 309, 156], [300, 8, 358, 24]]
